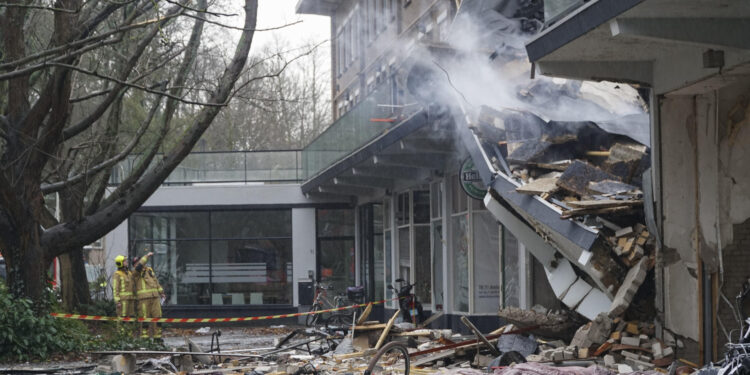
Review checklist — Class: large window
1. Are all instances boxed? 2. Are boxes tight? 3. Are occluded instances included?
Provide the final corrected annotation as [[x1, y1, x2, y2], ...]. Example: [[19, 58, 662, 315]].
[[129, 209, 292, 306], [317, 208, 355, 296], [449, 174, 501, 313]]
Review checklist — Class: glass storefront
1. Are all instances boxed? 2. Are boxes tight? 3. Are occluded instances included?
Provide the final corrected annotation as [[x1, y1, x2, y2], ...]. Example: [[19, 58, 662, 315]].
[[317, 208, 355, 296], [129, 209, 293, 305]]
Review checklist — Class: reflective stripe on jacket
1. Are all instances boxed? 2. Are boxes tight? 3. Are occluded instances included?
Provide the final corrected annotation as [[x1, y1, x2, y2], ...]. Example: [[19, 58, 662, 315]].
[[135, 265, 163, 299], [112, 269, 134, 302]]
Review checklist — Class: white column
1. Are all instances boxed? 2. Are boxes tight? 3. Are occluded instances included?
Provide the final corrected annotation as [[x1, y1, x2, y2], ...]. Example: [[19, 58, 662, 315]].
[[292, 208, 316, 306]]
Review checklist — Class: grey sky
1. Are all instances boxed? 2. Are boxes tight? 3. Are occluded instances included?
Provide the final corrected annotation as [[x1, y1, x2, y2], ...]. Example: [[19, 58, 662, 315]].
[[251, 1, 331, 53]]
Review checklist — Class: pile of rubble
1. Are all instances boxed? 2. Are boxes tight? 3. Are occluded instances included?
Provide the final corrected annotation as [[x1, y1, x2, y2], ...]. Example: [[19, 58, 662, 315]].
[[82, 305, 697, 375]]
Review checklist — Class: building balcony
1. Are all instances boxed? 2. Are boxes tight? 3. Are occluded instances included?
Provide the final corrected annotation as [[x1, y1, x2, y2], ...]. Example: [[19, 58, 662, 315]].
[[301, 81, 420, 182]]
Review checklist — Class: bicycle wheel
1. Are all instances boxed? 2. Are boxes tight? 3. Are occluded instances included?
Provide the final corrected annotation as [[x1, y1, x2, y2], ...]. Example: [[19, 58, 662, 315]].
[[306, 303, 322, 327], [364, 341, 410, 375]]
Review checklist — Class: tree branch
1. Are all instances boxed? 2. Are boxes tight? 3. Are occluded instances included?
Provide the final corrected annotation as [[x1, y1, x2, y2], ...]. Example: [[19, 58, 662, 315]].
[[0, 3, 81, 13], [41, 87, 165, 194], [42, 0, 258, 254]]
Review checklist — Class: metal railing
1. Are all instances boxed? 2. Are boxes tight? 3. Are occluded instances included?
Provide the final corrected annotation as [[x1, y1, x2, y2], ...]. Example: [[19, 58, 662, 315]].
[[109, 150, 302, 185]]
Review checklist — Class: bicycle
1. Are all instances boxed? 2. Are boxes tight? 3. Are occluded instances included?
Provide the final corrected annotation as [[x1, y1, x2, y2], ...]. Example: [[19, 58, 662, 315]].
[[306, 283, 365, 327], [305, 282, 346, 327]]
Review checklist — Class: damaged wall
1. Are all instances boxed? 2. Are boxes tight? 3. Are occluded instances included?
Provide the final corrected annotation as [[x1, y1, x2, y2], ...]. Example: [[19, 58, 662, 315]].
[[659, 79, 750, 345]]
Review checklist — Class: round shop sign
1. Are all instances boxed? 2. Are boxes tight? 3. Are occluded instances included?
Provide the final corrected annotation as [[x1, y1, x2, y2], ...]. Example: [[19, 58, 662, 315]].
[[460, 157, 486, 200]]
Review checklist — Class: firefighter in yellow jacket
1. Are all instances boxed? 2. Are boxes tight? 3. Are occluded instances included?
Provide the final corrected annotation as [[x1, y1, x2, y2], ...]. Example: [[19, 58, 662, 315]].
[[112, 255, 135, 319], [134, 251, 165, 339]]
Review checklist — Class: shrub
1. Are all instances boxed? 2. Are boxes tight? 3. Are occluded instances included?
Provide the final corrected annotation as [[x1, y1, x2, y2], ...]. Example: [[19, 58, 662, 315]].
[[0, 283, 89, 361]]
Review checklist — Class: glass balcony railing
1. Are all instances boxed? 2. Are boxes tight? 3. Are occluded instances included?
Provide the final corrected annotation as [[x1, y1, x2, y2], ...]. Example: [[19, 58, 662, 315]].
[[109, 150, 302, 185], [302, 81, 418, 179]]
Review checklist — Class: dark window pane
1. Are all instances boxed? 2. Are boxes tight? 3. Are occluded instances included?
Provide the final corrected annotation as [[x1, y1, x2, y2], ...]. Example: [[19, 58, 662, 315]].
[[413, 190, 430, 224], [318, 238, 355, 296], [130, 212, 209, 240], [149, 240, 210, 305], [212, 210, 291, 238], [432, 221, 444, 310], [452, 175, 467, 214], [414, 225, 431, 304], [398, 227, 410, 281], [396, 192, 410, 226], [211, 239, 292, 305], [451, 214, 469, 312], [503, 227, 520, 308], [317, 209, 355, 237]]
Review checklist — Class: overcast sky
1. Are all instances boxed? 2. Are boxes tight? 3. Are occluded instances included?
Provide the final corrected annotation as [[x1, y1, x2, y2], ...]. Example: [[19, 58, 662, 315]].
[[250, 1, 331, 53]]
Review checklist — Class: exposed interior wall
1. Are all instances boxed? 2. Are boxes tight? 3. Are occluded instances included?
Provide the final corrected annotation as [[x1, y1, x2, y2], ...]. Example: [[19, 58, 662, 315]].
[[660, 78, 750, 352], [660, 95, 700, 342]]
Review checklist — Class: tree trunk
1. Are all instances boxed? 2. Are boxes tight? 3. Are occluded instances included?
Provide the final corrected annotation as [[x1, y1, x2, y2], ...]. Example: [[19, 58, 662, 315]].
[[59, 247, 91, 311], [0, 206, 47, 308]]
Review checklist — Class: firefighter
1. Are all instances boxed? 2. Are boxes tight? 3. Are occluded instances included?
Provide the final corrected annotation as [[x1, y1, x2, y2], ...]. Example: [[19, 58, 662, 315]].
[[112, 255, 135, 319], [133, 251, 165, 339]]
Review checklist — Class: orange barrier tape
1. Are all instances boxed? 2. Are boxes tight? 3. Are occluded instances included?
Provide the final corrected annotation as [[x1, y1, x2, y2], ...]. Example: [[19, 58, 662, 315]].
[[50, 297, 400, 323]]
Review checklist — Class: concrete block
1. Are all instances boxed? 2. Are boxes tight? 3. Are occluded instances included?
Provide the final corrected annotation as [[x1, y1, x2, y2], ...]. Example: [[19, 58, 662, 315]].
[[604, 354, 616, 367], [544, 260, 577, 299], [621, 336, 641, 346], [609, 258, 648, 317], [639, 355, 652, 362], [562, 278, 594, 309], [617, 364, 634, 373], [576, 289, 613, 321], [111, 354, 136, 374], [553, 350, 564, 361], [639, 334, 649, 341], [625, 358, 654, 371], [621, 350, 640, 360], [652, 342, 663, 359], [578, 348, 589, 358]]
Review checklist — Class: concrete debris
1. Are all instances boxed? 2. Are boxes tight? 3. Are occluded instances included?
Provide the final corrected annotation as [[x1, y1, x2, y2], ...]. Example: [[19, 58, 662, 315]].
[[85, 307, 681, 375]]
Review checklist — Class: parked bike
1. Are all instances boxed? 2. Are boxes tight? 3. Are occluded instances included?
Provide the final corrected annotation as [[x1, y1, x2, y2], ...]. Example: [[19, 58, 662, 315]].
[[388, 278, 424, 324], [306, 282, 364, 327]]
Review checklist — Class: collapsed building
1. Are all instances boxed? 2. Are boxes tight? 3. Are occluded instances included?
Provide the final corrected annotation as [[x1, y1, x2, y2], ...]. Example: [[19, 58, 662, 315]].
[[92, 0, 750, 371]]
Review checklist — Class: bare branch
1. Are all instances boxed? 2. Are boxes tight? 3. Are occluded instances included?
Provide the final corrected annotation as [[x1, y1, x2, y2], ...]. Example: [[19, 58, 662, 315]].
[[43, 0, 259, 254], [181, 13, 302, 31], [69, 46, 186, 103], [0, 11, 179, 72], [51, 62, 226, 106], [0, 3, 81, 13], [41, 88, 165, 194], [163, 0, 237, 17]]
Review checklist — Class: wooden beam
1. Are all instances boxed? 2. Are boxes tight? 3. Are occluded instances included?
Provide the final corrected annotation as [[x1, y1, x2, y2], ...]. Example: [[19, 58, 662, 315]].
[[375, 310, 400, 350]]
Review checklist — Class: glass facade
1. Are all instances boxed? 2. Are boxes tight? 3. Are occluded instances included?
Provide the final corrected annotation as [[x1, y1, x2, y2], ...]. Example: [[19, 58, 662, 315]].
[[317, 209, 355, 296], [129, 209, 293, 306]]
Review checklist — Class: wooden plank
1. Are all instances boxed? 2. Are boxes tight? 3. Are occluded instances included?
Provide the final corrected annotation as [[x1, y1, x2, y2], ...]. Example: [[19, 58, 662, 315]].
[[560, 205, 640, 219], [353, 323, 388, 330], [418, 311, 444, 328], [515, 177, 559, 195], [567, 200, 642, 209], [375, 310, 400, 350], [356, 303, 373, 325]]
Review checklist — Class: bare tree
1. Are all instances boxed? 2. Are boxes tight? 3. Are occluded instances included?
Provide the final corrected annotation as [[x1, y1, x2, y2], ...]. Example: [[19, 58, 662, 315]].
[[0, 0, 259, 308]]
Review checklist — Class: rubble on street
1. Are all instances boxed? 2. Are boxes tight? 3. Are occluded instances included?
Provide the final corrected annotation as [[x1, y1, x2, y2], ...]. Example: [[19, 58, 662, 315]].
[[56, 305, 698, 375]]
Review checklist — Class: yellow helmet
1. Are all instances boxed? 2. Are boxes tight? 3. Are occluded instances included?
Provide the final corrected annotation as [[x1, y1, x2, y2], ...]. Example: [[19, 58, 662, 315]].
[[115, 255, 126, 268]]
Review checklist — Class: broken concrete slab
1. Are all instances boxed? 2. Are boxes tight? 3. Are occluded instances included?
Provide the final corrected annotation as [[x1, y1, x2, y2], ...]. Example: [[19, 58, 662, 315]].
[[497, 334, 538, 357], [576, 288, 613, 321], [609, 257, 649, 318], [561, 277, 595, 309], [570, 313, 612, 348]]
